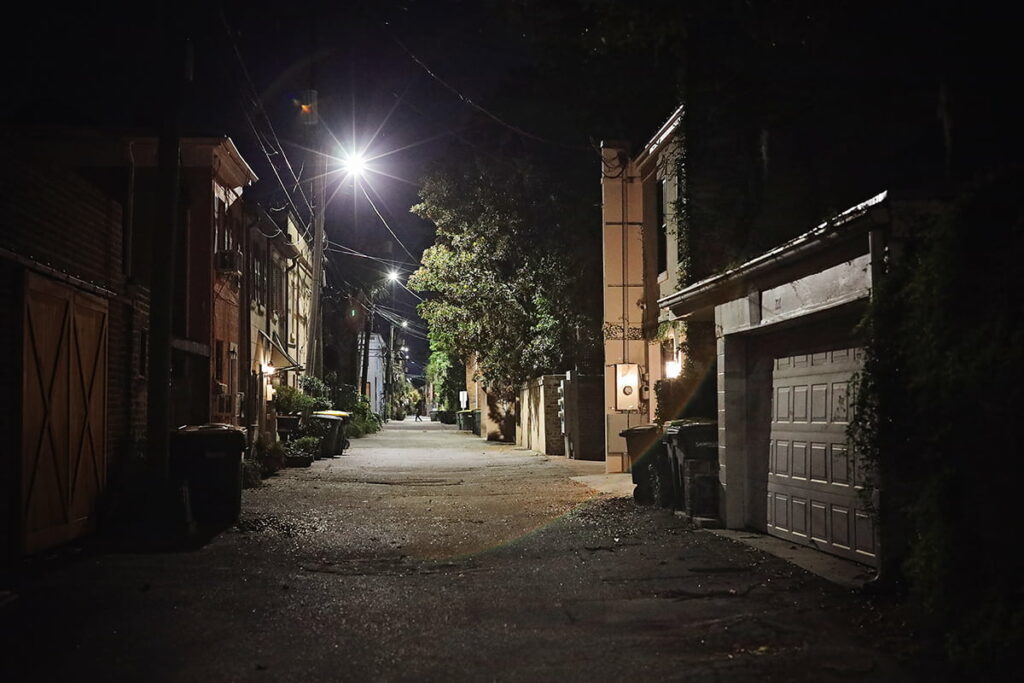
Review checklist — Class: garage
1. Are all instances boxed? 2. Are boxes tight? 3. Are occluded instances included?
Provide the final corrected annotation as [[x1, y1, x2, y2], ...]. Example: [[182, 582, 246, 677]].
[[767, 348, 876, 566], [658, 192, 892, 569]]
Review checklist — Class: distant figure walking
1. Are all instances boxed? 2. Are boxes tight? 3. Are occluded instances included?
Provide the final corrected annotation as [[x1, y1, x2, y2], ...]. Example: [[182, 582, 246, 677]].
[[415, 399, 425, 421]]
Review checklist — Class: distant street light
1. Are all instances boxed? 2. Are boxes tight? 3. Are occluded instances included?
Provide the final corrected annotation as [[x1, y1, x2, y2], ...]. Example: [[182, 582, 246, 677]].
[[401, 320, 408, 328], [387, 270, 400, 282]]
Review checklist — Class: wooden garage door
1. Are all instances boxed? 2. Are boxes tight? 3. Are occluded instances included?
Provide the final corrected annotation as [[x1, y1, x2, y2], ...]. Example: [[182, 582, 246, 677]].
[[21, 273, 107, 553], [767, 348, 876, 567]]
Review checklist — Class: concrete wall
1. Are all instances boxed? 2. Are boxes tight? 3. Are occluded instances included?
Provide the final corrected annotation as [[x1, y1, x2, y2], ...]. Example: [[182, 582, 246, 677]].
[[601, 143, 650, 473], [465, 354, 515, 441], [518, 375, 565, 455]]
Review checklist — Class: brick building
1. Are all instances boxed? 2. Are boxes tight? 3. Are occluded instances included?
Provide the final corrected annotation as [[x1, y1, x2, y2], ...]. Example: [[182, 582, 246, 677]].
[[0, 132, 146, 559]]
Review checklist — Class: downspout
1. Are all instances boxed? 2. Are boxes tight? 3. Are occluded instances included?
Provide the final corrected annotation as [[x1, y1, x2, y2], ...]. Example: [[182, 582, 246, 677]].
[[285, 253, 298, 375], [125, 140, 136, 280]]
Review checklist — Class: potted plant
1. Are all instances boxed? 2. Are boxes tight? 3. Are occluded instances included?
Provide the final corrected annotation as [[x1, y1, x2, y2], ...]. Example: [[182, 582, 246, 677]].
[[274, 384, 314, 438]]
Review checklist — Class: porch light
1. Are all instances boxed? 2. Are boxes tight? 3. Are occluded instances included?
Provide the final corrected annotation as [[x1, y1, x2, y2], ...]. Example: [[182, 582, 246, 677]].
[[665, 360, 682, 379]]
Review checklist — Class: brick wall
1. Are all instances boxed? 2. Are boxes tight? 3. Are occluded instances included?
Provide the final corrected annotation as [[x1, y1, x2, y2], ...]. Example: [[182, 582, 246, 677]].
[[1, 138, 149, 557]]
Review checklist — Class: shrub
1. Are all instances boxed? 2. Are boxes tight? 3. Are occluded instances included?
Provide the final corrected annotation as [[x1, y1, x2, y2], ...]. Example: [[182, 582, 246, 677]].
[[274, 384, 315, 414], [248, 435, 284, 481], [286, 436, 321, 458]]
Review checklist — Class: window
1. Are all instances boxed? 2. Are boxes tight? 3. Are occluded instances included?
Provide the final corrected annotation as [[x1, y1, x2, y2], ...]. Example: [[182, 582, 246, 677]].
[[253, 250, 265, 305], [656, 178, 668, 275]]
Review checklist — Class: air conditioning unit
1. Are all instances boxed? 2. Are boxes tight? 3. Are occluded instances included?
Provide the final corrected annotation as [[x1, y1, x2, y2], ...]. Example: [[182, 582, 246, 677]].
[[215, 249, 243, 275]]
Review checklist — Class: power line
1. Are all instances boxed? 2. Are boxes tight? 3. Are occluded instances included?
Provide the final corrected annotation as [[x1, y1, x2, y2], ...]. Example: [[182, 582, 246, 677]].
[[359, 184, 420, 264], [388, 32, 591, 154], [220, 11, 316, 230]]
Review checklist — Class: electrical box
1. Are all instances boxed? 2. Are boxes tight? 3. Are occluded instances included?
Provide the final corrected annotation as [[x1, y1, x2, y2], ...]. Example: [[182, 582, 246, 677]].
[[558, 380, 566, 434], [614, 363, 640, 411]]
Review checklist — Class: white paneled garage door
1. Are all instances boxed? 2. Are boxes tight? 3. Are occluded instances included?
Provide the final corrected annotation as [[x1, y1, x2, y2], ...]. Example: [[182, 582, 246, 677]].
[[767, 348, 877, 567]]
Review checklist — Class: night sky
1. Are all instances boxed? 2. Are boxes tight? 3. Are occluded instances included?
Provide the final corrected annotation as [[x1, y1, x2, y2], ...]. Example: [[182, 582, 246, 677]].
[[3, 2, 683, 376]]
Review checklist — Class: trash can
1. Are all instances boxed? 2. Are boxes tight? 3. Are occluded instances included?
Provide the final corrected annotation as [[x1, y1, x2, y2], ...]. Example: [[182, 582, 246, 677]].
[[620, 424, 669, 506], [312, 410, 351, 456], [662, 418, 718, 517], [170, 424, 246, 524], [472, 409, 481, 436], [456, 409, 470, 430]]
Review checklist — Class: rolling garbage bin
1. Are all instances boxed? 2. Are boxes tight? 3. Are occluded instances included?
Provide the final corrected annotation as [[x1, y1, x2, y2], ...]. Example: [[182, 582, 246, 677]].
[[620, 424, 670, 506], [170, 424, 246, 524], [662, 418, 718, 518], [472, 409, 481, 436], [457, 409, 472, 430], [312, 410, 351, 456]]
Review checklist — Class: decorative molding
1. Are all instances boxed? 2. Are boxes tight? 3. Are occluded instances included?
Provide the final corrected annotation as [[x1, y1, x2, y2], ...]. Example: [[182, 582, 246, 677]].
[[603, 323, 645, 341]]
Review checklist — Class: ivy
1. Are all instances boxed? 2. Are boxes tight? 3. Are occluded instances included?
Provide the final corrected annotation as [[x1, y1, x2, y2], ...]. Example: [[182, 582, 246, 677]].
[[847, 175, 1024, 676]]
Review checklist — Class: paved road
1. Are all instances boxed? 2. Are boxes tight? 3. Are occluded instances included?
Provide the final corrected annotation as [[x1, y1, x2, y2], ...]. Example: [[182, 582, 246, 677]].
[[1, 419, 918, 681]]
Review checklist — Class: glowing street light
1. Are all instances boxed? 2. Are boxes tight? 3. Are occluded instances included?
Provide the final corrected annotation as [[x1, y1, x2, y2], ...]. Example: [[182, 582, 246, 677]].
[[401, 320, 408, 328], [341, 153, 366, 177], [386, 270, 400, 283]]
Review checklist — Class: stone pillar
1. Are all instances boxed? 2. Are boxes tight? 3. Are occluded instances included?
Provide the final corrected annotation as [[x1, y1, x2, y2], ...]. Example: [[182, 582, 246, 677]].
[[601, 142, 649, 473]]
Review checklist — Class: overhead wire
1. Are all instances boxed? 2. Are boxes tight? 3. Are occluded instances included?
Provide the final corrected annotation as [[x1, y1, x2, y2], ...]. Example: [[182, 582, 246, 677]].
[[387, 32, 592, 154], [358, 184, 420, 264], [220, 10, 316, 234]]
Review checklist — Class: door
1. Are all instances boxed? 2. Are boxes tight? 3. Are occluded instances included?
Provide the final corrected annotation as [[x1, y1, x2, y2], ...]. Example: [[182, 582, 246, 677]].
[[767, 348, 876, 566], [21, 273, 107, 553]]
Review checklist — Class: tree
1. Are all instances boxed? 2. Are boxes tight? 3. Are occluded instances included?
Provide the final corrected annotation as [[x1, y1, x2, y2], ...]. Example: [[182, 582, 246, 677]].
[[424, 345, 463, 412], [409, 153, 598, 401]]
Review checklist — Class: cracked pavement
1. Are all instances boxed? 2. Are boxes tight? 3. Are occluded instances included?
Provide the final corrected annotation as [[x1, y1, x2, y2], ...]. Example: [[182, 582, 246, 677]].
[[1, 419, 920, 681]]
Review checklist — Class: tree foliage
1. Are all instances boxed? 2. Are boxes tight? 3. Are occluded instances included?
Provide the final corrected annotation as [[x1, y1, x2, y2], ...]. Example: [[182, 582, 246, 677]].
[[424, 345, 463, 412], [848, 174, 1024, 676], [409, 154, 598, 401]]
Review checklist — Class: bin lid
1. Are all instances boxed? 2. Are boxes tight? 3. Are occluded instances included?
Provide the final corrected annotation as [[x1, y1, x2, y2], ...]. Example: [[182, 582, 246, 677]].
[[619, 424, 660, 437], [174, 423, 245, 434], [668, 418, 718, 430], [313, 410, 351, 418]]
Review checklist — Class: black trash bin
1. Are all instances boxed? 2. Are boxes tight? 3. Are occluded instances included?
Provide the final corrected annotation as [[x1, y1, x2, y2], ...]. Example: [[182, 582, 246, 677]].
[[472, 409, 481, 436], [662, 418, 718, 517], [170, 424, 246, 524], [312, 410, 351, 456], [620, 424, 670, 506]]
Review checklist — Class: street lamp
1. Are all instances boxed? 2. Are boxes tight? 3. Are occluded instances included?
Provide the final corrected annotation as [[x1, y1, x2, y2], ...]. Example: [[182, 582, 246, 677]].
[[386, 270, 400, 283], [341, 153, 366, 177]]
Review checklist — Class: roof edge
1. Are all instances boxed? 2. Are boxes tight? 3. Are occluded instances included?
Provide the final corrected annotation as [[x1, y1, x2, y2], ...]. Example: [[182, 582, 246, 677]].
[[658, 191, 889, 316]]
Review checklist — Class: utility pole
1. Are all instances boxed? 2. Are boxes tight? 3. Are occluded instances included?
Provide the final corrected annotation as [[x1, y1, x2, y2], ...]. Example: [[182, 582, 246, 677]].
[[146, 30, 191, 482], [306, 141, 325, 378]]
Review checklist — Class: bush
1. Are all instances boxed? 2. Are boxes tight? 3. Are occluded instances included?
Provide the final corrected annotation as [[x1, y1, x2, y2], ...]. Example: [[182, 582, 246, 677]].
[[286, 436, 321, 458], [274, 384, 315, 414], [247, 436, 285, 483]]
